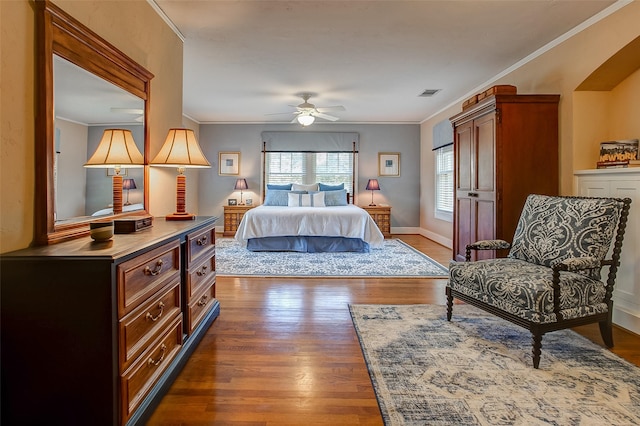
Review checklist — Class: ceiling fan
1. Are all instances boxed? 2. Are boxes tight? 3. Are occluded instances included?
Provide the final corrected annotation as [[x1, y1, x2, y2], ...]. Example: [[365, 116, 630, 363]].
[[268, 93, 345, 126]]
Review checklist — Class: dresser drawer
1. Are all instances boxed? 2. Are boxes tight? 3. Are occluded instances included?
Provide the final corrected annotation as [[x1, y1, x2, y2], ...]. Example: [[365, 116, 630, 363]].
[[186, 282, 216, 335], [186, 254, 215, 302], [121, 316, 183, 423], [185, 224, 215, 266], [117, 239, 181, 317], [119, 280, 181, 371]]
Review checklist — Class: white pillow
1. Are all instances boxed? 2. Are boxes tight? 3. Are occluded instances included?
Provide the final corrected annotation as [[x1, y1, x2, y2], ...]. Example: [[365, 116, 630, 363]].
[[288, 191, 325, 207], [291, 183, 319, 191]]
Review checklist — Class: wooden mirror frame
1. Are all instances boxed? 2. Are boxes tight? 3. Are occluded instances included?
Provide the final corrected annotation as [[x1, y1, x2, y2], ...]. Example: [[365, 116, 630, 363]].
[[35, 0, 153, 245]]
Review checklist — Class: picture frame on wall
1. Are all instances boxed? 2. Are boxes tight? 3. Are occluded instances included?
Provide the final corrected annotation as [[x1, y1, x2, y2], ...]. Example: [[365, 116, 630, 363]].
[[378, 152, 400, 177], [219, 152, 240, 175]]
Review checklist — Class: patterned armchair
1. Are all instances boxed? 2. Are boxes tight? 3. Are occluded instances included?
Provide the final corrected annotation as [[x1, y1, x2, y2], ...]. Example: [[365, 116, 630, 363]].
[[446, 194, 632, 368]]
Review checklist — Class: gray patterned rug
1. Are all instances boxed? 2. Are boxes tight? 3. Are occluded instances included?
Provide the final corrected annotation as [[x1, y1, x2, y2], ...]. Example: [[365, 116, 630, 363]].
[[215, 238, 448, 277], [350, 304, 640, 425]]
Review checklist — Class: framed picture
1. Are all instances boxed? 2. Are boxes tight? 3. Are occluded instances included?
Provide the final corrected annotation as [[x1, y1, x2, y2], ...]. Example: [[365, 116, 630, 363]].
[[228, 198, 237, 206], [378, 152, 400, 177], [219, 152, 240, 175], [106, 168, 127, 176], [598, 139, 638, 163], [245, 198, 253, 206]]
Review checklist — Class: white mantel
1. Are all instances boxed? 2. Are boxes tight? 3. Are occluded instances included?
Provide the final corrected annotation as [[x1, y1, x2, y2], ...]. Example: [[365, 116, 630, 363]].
[[574, 168, 639, 335]]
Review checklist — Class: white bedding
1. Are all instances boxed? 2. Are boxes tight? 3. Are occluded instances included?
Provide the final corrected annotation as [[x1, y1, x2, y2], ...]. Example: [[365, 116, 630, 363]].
[[234, 205, 385, 248]]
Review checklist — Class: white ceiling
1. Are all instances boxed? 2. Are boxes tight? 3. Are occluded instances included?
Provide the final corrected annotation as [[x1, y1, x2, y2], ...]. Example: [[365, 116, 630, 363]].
[[151, 0, 622, 125]]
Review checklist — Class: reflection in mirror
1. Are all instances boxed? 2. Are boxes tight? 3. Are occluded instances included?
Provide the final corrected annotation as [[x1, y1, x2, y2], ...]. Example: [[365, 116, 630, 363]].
[[36, 0, 153, 245], [53, 56, 145, 223]]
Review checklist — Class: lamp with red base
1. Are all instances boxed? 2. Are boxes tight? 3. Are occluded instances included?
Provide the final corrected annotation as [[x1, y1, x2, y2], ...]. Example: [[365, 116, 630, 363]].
[[150, 128, 211, 221], [84, 129, 144, 215]]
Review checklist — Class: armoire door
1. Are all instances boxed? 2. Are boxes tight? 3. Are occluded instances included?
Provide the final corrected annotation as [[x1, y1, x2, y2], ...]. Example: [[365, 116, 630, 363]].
[[453, 110, 497, 261], [473, 111, 497, 260], [454, 120, 473, 261]]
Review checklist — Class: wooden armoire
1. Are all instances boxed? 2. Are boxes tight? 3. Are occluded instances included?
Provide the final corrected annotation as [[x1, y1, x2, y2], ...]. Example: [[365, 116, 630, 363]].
[[450, 90, 560, 261]]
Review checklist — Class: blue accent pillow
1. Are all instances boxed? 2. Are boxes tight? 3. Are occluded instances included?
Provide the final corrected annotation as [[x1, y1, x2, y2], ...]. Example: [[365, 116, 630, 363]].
[[267, 183, 292, 190], [323, 189, 348, 206], [318, 183, 344, 191], [264, 190, 306, 206]]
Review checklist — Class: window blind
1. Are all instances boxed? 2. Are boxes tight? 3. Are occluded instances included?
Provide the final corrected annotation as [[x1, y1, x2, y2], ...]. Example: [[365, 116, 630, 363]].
[[435, 145, 454, 217], [265, 152, 354, 194]]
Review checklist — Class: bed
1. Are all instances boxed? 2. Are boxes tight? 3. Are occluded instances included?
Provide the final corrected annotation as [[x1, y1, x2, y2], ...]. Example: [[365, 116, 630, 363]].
[[234, 188, 385, 252]]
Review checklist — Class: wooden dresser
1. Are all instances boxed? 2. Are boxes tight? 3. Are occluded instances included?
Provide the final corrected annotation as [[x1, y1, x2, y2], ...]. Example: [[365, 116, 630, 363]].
[[1, 217, 219, 426]]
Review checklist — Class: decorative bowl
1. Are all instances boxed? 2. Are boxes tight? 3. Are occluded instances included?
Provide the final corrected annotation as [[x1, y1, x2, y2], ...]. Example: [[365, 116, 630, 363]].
[[90, 220, 114, 241]]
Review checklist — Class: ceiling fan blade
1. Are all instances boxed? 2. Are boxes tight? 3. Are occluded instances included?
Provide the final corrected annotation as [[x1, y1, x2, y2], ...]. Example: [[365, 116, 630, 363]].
[[265, 111, 297, 116], [290, 116, 300, 124], [313, 112, 339, 121], [316, 106, 345, 112]]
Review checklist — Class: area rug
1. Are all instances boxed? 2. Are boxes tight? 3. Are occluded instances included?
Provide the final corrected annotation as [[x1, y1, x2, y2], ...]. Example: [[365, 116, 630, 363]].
[[349, 304, 640, 425], [215, 238, 448, 278]]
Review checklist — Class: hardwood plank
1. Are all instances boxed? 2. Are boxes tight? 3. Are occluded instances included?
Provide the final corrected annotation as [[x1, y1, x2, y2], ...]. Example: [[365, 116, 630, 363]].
[[147, 235, 640, 425]]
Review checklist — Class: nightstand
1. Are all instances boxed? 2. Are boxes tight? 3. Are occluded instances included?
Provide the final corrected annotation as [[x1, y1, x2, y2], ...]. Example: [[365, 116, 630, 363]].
[[361, 205, 391, 238], [223, 205, 255, 237]]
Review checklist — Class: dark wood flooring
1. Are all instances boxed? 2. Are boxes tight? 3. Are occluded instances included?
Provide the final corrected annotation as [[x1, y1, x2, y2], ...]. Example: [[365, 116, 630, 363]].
[[147, 234, 639, 425]]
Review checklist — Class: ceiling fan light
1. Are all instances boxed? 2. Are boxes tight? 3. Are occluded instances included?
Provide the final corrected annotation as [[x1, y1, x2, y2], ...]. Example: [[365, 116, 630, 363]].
[[297, 114, 315, 126]]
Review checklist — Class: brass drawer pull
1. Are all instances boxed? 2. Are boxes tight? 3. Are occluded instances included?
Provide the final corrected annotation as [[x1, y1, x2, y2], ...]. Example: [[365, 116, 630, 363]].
[[198, 294, 209, 307], [145, 301, 165, 322], [196, 265, 208, 276], [197, 235, 208, 246], [144, 259, 164, 276], [147, 344, 167, 367]]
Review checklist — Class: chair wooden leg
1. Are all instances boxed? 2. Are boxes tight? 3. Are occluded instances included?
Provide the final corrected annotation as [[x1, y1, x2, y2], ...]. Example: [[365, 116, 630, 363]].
[[599, 320, 614, 348], [446, 288, 453, 321], [531, 332, 542, 369]]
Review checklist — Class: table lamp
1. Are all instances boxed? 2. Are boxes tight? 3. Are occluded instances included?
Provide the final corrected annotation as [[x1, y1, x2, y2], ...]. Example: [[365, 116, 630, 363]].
[[151, 128, 211, 220], [366, 179, 380, 206], [234, 178, 248, 205], [122, 178, 137, 206], [84, 129, 144, 214]]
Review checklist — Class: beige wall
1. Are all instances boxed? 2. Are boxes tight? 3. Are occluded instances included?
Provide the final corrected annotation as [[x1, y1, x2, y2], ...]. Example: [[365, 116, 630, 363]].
[[573, 68, 640, 168], [609, 68, 640, 145], [0, 0, 184, 253], [420, 2, 640, 246]]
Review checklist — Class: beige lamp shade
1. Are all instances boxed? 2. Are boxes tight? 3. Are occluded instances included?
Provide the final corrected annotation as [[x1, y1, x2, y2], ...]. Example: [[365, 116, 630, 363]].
[[84, 129, 144, 169], [150, 128, 211, 168], [151, 128, 211, 221]]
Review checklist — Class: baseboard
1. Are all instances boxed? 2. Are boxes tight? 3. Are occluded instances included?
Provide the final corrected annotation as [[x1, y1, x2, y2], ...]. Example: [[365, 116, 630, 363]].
[[390, 226, 421, 235], [417, 228, 453, 249], [613, 306, 640, 335]]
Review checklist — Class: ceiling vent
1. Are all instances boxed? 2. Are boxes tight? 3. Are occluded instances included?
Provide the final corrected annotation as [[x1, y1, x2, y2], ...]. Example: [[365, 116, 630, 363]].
[[419, 89, 441, 97]]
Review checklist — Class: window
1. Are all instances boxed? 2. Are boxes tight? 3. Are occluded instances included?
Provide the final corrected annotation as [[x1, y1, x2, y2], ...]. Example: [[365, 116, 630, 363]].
[[435, 145, 454, 221], [265, 152, 354, 194]]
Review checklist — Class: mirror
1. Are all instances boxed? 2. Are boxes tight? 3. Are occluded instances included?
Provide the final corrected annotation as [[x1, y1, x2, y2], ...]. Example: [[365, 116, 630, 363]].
[[53, 56, 145, 222], [35, 0, 153, 244]]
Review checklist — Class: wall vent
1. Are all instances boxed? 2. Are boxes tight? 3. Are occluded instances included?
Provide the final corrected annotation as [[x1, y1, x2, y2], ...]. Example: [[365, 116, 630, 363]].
[[419, 89, 441, 97]]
